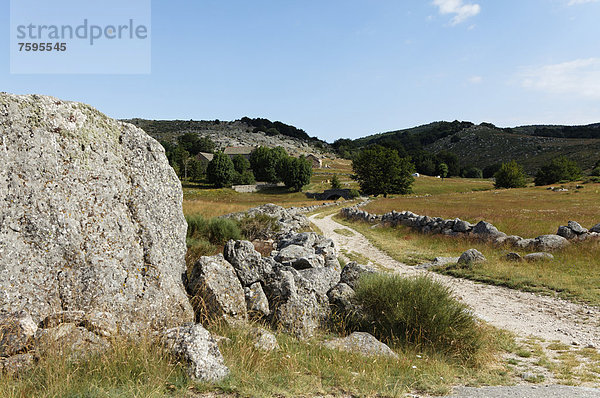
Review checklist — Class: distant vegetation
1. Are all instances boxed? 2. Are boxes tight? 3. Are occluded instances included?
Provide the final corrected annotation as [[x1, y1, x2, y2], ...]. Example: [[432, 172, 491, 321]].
[[534, 156, 582, 186], [352, 145, 415, 197], [494, 161, 527, 189]]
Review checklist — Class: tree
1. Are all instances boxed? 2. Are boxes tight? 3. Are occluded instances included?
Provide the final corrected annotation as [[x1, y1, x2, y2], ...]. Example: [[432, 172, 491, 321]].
[[188, 158, 206, 182], [281, 156, 313, 192], [207, 152, 235, 188], [438, 163, 449, 181], [330, 174, 342, 190], [534, 156, 582, 186], [352, 145, 416, 197], [483, 164, 502, 179], [249, 146, 288, 183], [462, 166, 483, 179], [177, 133, 215, 155], [232, 155, 251, 174], [592, 160, 600, 177], [494, 160, 527, 189], [435, 151, 460, 176]]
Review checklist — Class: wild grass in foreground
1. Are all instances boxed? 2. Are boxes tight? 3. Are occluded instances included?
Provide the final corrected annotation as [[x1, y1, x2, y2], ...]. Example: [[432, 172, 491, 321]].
[[0, 337, 189, 398], [336, 216, 600, 305]]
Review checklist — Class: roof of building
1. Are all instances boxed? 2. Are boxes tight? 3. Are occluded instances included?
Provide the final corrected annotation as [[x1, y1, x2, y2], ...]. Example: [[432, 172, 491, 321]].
[[224, 146, 255, 155], [197, 152, 214, 161]]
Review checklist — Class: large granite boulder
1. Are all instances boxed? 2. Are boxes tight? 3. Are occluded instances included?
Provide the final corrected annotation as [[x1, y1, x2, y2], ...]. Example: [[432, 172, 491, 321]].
[[0, 93, 193, 333]]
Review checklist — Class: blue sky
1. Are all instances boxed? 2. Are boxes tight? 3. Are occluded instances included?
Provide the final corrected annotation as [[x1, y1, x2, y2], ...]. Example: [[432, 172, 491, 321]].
[[1, 0, 600, 141]]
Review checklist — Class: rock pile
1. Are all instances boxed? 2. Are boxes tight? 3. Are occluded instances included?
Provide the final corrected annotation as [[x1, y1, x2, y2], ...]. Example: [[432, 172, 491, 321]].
[[222, 203, 310, 237], [341, 207, 582, 252], [187, 232, 341, 340], [557, 221, 600, 241]]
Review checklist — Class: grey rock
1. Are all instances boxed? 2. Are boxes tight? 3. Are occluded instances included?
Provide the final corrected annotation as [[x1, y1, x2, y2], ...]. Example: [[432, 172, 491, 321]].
[[505, 252, 523, 262], [187, 255, 247, 324], [298, 266, 341, 296], [0, 94, 193, 333], [245, 282, 270, 318], [557, 226, 576, 240], [568, 221, 588, 235], [223, 204, 309, 237], [81, 311, 118, 338], [457, 249, 487, 267], [453, 219, 473, 233], [0, 311, 37, 357], [0, 353, 34, 375], [224, 240, 274, 286], [35, 323, 109, 357], [590, 223, 600, 233], [524, 253, 555, 262], [472, 221, 507, 240], [504, 235, 524, 246], [163, 324, 229, 382], [514, 238, 536, 250], [533, 235, 569, 252], [340, 262, 375, 290], [249, 327, 279, 351], [277, 232, 319, 250], [327, 283, 362, 319], [263, 267, 330, 340], [323, 332, 398, 358], [274, 245, 319, 268]]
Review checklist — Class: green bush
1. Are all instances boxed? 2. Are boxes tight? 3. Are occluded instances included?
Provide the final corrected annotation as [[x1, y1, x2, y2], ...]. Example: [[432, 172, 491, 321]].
[[207, 152, 236, 188], [207, 218, 242, 245], [463, 167, 483, 179], [186, 215, 241, 246], [347, 189, 361, 199], [534, 156, 582, 186], [352, 274, 484, 363], [494, 160, 527, 189], [280, 156, 313, 192], [591, 166, 600, 177]]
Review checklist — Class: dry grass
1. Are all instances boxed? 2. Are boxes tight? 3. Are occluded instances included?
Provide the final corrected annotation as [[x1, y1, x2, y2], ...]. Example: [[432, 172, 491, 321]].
[[336, 217, 600, 305], [183, 187, 332, 218], [364, 181, 600, 238]]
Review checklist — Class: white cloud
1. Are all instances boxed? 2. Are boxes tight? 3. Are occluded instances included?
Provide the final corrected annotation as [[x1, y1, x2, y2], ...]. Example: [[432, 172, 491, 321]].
[[521, 58, 600, 99], [468, 75, 483, 84], [567, 0, 599, 5], [433, 0, 481, 25]]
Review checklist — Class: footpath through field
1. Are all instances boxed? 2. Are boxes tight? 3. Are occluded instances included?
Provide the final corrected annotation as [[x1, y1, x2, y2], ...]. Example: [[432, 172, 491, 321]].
[[310, 212, 600, 397], [309, 212, 600, 350]]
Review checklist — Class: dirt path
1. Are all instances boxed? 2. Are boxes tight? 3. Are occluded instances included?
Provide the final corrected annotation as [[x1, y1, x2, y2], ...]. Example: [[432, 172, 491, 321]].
[[309, 213, 600, 348]]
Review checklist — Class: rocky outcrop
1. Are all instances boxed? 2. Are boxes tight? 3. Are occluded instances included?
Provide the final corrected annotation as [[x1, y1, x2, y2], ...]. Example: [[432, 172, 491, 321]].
[[163, 324, 229, 382], [340, 262, 375, 290], [186, 255, 247, 324], [0, 94, 193, 334], [248, 327, 279, 351], [323, 332, 398, 358], [341, 206, 585, 251]]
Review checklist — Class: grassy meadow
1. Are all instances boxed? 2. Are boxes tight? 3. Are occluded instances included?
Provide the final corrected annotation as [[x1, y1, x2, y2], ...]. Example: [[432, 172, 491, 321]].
[[364, 179, 600, 238]]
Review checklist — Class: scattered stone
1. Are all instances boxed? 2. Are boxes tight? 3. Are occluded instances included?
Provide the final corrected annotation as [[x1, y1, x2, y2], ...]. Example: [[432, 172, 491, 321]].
[[0, 311, 38, 357], [186, 255, 247, 324], [557, 226, 576, 240], [340, 262, 375, 290], [533, 235, 569, 252], [590, 223, 600, 233], [323, 332, 398, 358], [245, 282, 270, 318], [505, 252, 523, 262], [0, 93, 193, 333], [249, 327, 279, 351], [457, 249, 487, 267], [524, 253, 554, 262], [472, 221, 507, 240], [298, 266, 341, 296], [327, 283, 357, 315], [163, 324, 229, 382], [453, 219, 473, 233], [568, 221, 588, 235], [222, 204, 309, 237]]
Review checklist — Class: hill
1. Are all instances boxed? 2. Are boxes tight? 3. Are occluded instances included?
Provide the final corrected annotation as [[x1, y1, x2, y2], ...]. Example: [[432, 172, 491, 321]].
[[337, 121, 600, 174], [124, 118, 330, 157]]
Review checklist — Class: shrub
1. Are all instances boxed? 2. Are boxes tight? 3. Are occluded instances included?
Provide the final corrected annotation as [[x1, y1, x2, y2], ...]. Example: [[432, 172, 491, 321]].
[[330, 175, 342, 190], [352, 274, 484, 363], [590, 166, 600, 177], [482, 164, 501, 179], [207, 218, 242, 245], [238, 214, 280, 241], [233, 170, 256, 185], [463, 167, 483, 179], [207, 152, 236, 188], [347, 189, 361, 199], [534, 156, 582, 186], [494, 160, 527, 189]]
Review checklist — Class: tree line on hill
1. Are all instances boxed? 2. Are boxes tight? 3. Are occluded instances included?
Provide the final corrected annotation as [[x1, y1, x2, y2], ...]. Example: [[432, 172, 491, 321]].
[[351, 145, 600, 197], [160, 133, 312, 192]]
